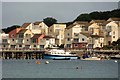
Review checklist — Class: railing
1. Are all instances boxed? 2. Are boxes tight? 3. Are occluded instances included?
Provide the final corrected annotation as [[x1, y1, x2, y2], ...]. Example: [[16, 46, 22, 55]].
[[1, 48, 46, 52], [1, 48, 120, 53]]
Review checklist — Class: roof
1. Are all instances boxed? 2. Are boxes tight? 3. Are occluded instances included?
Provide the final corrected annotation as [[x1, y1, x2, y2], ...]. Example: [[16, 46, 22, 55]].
[[21, 23, 31, 28], [66, 24, 76, 29], [74, 21, 91, 26], [43, 36, 54, 38], [31, 34, 42, 39], [18, 29, 28, 33], [90, 20, 106, 23], [74, 21, 88, 24], [107, 18, 120, 21], [80, 32, 90, 37], [102, 21, 111, 26], [34, 21, 42, 25]]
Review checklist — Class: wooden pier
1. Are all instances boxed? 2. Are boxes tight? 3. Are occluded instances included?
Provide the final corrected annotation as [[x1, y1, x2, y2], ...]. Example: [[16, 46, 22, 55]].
[[0, 49, 120, 59], [0, 49, 45, 59]]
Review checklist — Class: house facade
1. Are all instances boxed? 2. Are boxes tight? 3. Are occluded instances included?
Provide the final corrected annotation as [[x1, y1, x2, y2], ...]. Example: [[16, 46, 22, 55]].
[[8, 28, 22, 49], [0, 30, 9, 49], [16, 29, 34, 49], [33, 22, 48, 35], [64, 22, 88, 49], [106, 21, 120, 43], [48, 24, 66, 46], [88, 23, 104, 48]]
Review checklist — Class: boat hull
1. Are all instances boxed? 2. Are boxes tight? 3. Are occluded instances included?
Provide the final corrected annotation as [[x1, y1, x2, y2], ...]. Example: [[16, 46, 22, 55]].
[[110, 57, 120, 59], [43, 54, 78, 60]]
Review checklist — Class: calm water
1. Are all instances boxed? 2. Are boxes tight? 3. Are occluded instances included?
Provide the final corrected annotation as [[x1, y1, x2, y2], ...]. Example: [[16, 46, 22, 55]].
[[2, 59, 119, 78]]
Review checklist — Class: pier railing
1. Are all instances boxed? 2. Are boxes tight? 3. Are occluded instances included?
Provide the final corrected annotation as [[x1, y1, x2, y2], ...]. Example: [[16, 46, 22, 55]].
[[1, 48, 120, 53]]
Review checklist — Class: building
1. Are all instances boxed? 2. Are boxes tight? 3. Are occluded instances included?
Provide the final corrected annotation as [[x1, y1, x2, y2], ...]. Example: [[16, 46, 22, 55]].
[[40, 36, 55, 48], [33, 22, 48, 35], [8, 28, 22, 49], [88, 23, 104, 48], [0, 30, 9, 49], [21, 22, 48, 35], [48, 23, 66, 46], [106, 18, 120, 43], [64, 21, 88, 49], [16, 29, 34, 49]]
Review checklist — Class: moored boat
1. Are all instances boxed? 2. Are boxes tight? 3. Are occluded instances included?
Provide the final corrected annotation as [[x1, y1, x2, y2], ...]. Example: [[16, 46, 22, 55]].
[[81, 57, 101, 60], [43, 49, 78, 60], [110, 54, 120, 59]]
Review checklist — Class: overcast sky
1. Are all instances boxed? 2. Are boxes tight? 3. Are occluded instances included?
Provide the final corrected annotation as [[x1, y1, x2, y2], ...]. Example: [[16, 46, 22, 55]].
[[2, 2, 119, 28]]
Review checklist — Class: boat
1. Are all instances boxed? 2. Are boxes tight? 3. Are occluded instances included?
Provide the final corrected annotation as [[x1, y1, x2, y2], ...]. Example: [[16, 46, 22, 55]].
[[81, 57, 101, 60], [110, 54, 120, 59], [53, 58, 70, 60], [43, 49, 78, 60]]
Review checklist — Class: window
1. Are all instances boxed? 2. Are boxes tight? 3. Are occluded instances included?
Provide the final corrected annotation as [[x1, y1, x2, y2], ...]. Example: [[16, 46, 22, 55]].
[[67, 33, 70, 36], [85, 27, 88, 31], [12, 39, 14, 41], [113, 36, 115, 38], [18, 39, 23, 43], [34, 45, 36, 47], [26, 34, 31, 37], [19, 34, 24, 38], [32, 39, 36, 43], [3, 45, 6, 47], [66, 44, 71, 48], [40, 45, 44, 49], [74, 33, 79, 36], [19, 45, 22, 47], [67, 38, 70, 41], [82, 38, 85, 41], [11, 45, 16, 48], [2, 39, 7, 43], [74, 44, 78, 47], [108, 41, 111, 45], [73, 38, 79, 42], [82, 44, 85, 47], [46, 39, 49, 40]]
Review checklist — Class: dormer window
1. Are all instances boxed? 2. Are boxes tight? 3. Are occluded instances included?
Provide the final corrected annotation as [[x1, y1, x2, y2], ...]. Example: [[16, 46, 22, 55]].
[[74, 33, 79, 36]]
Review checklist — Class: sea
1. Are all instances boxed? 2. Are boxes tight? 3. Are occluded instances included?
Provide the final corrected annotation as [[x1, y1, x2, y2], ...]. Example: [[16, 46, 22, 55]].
[[1, 59, 120, 80]]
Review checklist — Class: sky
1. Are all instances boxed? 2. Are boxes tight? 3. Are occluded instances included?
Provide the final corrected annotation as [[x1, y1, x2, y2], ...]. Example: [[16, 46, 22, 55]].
[[1, 1, 119, 28]]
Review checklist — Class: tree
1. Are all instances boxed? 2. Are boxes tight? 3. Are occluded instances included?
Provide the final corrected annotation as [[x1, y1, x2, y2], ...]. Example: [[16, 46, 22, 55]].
[[74, 13, 91, 22], [43, 17, 57, 27], [73, 9, 120, 22], [2, 25, 20, 33]]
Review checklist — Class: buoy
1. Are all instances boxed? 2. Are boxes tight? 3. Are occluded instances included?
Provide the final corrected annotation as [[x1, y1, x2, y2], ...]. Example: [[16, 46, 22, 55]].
[[76, 66, 79, 69], [45, 61, 49, 64], [35, 60, 40, 64], [115, 60, 117, 63]]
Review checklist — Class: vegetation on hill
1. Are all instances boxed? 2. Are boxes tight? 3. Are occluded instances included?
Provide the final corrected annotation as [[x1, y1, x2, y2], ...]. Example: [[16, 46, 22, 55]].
[[43, 17, 57, 27], [2, 9, 120, 33], [73, 9, 120, 22], [2, 25, 20, 33]]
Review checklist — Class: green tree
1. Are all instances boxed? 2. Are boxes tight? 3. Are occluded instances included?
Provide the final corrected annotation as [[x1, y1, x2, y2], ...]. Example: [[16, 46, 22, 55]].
[[73, 9, 120, 22], [43, 17, 57, 27], [2, 25, 20, 33], [74, 13, 91, 21]]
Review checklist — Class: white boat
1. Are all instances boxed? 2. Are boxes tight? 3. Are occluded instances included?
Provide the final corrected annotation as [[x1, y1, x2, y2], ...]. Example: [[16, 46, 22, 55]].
[[110, 54, 120, 59], [81, 57, 101, 60], [43, 49, 78, 60]]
